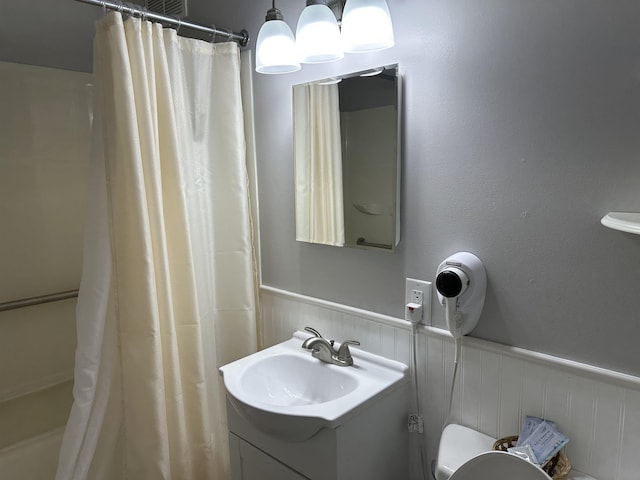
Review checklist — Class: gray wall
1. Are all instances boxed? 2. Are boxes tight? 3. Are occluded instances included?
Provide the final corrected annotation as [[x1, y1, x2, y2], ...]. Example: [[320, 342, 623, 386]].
[[6, 1, 639, 376], [205, 0, 640, 377]]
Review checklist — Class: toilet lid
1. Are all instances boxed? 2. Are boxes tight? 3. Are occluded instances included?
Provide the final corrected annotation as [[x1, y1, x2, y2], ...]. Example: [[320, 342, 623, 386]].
[[449, 451, 552, 480]]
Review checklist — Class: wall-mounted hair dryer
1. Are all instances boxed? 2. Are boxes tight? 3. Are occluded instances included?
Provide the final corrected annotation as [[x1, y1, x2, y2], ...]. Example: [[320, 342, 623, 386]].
[[435, 252, 487, 338]]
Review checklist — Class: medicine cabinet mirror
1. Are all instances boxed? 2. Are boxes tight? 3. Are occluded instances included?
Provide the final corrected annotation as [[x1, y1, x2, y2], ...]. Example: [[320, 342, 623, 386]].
[[293, 64, 401, 251]]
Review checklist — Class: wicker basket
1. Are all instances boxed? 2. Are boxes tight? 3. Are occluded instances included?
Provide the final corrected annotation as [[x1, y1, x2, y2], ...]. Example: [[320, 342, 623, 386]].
[[493, 436, 571, 480]]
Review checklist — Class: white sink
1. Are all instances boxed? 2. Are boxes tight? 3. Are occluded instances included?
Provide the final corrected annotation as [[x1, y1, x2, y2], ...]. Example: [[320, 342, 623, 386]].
[[219, 331, 408, 441]]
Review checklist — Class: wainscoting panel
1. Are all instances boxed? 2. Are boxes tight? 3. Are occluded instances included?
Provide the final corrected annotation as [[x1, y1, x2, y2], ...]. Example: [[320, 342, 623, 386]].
[[260, 286, 640, 480]]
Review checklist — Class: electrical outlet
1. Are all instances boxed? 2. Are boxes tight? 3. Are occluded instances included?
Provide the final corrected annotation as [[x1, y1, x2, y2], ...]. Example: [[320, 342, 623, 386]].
[[405, 278, 432, 324], [411, 289, 424, 305]]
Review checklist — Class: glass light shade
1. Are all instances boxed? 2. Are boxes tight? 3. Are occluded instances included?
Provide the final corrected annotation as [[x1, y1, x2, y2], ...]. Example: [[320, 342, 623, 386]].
[[256, 19, 301, 74], [295, 4, 344, 64], [341, 0, 395, 53]]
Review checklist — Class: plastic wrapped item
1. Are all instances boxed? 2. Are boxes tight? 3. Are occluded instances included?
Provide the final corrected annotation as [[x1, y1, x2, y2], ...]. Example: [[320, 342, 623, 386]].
[[516, 416, 558, 447], [508, 445, 540, 465], [494, 432, 572, 480], [522, 420, 570, 466]]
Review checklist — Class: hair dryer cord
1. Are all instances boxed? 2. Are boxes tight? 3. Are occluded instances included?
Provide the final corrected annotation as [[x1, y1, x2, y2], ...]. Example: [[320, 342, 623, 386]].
[[442, 336, 463, 430]]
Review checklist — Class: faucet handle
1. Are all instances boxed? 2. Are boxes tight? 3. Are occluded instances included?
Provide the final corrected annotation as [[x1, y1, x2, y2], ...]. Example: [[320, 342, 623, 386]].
[[304, 326, 322, 338], [337, 340, 360, 361]]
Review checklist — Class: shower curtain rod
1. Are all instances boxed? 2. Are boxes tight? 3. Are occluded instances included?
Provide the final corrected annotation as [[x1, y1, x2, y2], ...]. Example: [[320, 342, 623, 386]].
[[0, 289, 79, 312], [74, 0, 249, 46]]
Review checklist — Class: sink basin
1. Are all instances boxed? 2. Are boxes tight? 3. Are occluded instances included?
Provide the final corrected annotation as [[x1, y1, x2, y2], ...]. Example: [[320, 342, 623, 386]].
[[240, 353, 359, 406], [219, 331, 408, 441]]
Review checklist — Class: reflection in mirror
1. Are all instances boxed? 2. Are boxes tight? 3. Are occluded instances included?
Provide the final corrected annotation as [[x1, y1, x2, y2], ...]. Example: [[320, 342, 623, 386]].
[[293, 65, 401, 250]]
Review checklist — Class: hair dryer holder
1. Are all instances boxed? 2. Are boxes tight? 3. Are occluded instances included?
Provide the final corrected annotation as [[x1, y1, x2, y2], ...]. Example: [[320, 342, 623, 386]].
[[435, 251, 487, 338]]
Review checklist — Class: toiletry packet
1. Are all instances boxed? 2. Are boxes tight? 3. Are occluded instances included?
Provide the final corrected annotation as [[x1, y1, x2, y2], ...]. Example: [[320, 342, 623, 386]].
[[522, 420, 570, 466], [516, 416, 558, 447], [508, 445, 540, 465]]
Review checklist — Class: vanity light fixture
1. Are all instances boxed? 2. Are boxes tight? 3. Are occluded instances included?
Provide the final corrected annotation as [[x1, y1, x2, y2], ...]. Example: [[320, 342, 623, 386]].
[[255, 1, 301, 74], [255, 0, 395, 74], [341, 0, 394, 53], [296, 0, 344, 63]]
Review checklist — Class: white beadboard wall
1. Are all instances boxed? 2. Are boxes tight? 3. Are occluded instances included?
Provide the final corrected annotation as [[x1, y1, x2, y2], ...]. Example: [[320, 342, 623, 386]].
[[260, 286, 640, 480]]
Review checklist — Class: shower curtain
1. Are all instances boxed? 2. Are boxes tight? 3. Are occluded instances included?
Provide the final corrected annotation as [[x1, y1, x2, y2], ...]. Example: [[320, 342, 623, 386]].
[[56, 12, 257, 480], [294, 82, 345, 246]]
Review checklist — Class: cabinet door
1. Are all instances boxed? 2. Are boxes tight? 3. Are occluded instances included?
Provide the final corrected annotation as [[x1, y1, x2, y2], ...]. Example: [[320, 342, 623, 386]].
[[229, 433, 309, 480]]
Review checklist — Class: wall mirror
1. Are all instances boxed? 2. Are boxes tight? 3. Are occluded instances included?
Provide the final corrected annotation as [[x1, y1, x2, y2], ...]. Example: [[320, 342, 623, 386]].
[[293, 64, 401, 251]]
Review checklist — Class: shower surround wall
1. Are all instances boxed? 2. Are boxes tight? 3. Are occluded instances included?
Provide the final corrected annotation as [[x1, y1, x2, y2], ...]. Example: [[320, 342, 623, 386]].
[[0, 61, 90, 477], [261, 287, 640, 480]]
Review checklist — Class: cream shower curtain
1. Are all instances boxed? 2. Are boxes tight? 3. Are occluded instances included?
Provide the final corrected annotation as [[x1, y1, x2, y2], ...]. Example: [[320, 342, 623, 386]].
[[294, 83, 345, 246], [56, 12, 256, 480]]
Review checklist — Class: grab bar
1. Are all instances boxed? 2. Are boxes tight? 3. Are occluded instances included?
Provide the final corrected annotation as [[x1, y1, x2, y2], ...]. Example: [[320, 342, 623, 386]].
[[0, 289, 79, 312], [356, 237, 393, 250]]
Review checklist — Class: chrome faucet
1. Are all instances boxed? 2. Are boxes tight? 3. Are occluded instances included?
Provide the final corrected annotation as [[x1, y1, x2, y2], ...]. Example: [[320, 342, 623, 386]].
[[302, 327, 360, 367]]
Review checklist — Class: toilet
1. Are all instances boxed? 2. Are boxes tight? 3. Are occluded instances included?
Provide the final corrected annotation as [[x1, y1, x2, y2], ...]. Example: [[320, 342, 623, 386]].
[[448, 450, 551, 479], [435, 424, 551, 480]]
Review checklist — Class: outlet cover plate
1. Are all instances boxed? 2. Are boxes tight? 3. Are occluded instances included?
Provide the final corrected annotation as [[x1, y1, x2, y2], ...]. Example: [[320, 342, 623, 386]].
[[405, 278, 432, 324]]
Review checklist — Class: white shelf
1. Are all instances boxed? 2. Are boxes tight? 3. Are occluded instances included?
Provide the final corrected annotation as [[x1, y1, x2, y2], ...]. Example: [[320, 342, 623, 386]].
[[601, 212, 640, 235]]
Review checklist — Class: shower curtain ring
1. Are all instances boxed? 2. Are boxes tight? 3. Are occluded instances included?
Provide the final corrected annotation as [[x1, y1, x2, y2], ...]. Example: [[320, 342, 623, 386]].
[[114, 0, 123, 16], [216, 27, 231, 42], [209, 23, 217, 43], [125, 2, 134, 20], [174, 15, 182, 34]]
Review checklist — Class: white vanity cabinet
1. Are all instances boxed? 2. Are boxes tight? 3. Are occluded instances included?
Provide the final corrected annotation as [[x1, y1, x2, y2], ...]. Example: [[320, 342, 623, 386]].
[[225, 383, 409, 480], [219, 333, 410, 480], [229, 433, 308, 480]]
